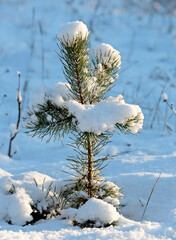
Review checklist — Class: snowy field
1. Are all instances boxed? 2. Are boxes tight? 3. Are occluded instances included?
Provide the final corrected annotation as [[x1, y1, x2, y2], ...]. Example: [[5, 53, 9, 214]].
[[0, 0, 176, 239]]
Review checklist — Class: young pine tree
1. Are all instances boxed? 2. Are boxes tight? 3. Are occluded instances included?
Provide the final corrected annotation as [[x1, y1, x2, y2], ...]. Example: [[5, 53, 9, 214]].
[[24, 21, 144, 210]]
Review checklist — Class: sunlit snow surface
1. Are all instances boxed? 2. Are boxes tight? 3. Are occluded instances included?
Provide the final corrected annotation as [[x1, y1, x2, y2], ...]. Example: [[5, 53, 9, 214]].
[[0, 0, 176, 239]]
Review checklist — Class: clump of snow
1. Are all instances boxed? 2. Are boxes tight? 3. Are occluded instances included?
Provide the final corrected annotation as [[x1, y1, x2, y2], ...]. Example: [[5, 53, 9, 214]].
[[17, 90, 22, 103], [103, 196, 120, 207], [7, 187, 33, 225], [0, 187, 33, 226], [0, 170, 65, 226], [86, 77, 98, 92], [61, 208, 78, 220], [75, 198, 120, 226], [162, 92, 168, 102], [28, 86, 52, 110], [64, 95, 144, 134], [93, 43, 121, 69], [46, 115, 52, 122], [57, 21, 89, 42], [54, 82, 71, 98]]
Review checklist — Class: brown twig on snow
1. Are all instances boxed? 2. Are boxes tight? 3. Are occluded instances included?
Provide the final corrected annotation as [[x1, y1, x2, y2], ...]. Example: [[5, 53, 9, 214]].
[[142, 172, 162, 219], [8, 72, 22, 158]]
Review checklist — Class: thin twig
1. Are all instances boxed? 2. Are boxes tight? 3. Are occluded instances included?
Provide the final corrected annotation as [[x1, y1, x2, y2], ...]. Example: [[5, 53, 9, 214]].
[[39, 20, 45, 84], [165, 100, 176, 115], [8, 72, 22, 158], [150, 84, 166, 129], [142, 172, 162, 219]]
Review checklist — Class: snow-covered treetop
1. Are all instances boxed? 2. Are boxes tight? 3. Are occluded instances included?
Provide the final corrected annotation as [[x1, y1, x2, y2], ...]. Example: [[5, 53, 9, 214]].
[[93, 43, 121, 69], [57, 21, 89, 42], [24, 20, 144, 139]]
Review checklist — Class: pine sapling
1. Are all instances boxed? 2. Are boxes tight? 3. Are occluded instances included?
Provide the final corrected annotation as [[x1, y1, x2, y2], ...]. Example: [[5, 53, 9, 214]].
[[24, 21, 144, 211]]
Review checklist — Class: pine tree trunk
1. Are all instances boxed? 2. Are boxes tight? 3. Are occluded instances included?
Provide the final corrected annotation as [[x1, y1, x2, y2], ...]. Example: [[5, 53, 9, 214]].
[[87, 133, 93, 197]]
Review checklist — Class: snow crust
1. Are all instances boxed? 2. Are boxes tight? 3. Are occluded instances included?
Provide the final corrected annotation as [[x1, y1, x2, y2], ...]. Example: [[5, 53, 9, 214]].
[[75, 198, 120, 225], [93, 43, 121, 68], [57, 21, 89, 42]]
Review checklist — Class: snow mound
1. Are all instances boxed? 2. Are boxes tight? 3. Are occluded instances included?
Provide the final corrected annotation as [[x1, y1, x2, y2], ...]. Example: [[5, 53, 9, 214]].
[[93, 43, 121, 68], [0, 169, 64, 226], [7, 187, 33, 225], [75, 198, 120, 227], [57, 21, 89, 42]]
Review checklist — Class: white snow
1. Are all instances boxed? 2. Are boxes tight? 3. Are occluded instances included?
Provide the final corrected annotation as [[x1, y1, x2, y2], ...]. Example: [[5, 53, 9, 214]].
[[0, 168, 12, 177], [1, 0, 176, 239], [7, 187, 33, 225], [0, 170, 64, 226], [93, 43, 121, 68], [28, 86, 52, 110], [0, 186, 33, 226], [17, 90, 22, 103], [162, 93, 168, 102], [0, 154, 13, 165], [61, 208, 78, 220], [64, 95, 144, 134], [75, 198, 120, 226], [54, 82, 71, 99], [57, 21, 89, 42]]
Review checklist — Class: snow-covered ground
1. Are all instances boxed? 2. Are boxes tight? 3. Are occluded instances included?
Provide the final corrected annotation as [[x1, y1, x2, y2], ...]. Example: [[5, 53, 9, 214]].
[[0, 0, 176, 239]]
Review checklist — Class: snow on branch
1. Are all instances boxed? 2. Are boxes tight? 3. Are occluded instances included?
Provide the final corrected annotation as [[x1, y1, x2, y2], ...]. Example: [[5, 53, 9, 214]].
[[57, 21, 89, 43], [93, 43, 121, 69], [24, 84, 144, 136]]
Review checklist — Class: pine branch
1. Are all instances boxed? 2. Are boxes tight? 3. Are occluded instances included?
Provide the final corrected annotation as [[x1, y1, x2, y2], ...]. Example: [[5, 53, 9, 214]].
[[57, 36, 90, 104], [24, 100, 76, 141]]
